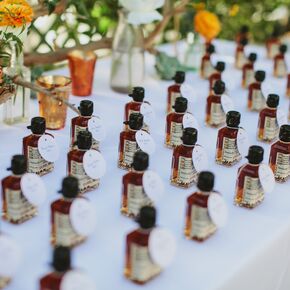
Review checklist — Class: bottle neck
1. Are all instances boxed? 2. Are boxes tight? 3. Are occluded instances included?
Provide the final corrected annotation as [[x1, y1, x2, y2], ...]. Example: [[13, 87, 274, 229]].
[[132, 168, 145, 173], [12, 173, 24, 177], [248, 162, 260, 166], [198, 191, 211, 195]]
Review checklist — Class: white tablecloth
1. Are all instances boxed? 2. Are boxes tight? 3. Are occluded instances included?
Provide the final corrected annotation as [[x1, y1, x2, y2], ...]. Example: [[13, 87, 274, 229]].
[[0, 40, 290, 290]]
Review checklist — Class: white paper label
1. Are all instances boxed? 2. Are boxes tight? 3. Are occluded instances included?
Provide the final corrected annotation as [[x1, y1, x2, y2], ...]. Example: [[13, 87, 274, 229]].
[[70, 198, 97, 236], [149, 228, 176, 268], [20, 173, 46, 206], [180, 84, 197, 112], [182, 113, 199, 130], [0, 235, 21, 277], [221, 94, 234, 113], [192, 145, 208, 172], [237, 128, 249, 156], [259, 164, 275, 193], [143, 171, 164, 203], [208, 193, 228, 228], [38, 135, 60, 162], [277, 109, 287, 127], [83, 150, 106, 179], [88, 116, 106, 141], [140, 103, 155, 127], [61, 270, 96, 290], [136, 130, 156, 154]]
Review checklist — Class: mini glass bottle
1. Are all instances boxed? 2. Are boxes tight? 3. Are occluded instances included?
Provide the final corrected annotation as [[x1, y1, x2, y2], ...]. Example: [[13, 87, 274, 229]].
[[266, 29, 280, 59], [235, 38, 248, 69], [200, 44, 215, 79], [166, 97, 188, 148], [124, 206, 161, 284], [67, 131, 99, 194], [119, 113, 143, 170], [206, 80, 226, 128], [234, 145, 264, 208], [242, 53, 257, 88], [287, 74, 290, 98], [124, 87, 149, 131], [273, 44, 287, 78], [70, 100, 99, 150], [39, 246, 71, 290], [248, 70, 266, 112], [2, 155, 37, 224], [216, 111, 242, 166], [121, 151, 153, 218], [257, 94, 279, 143], [184, 171, 217, 241], [236, 25, 249, 44], [208, 61, 225, 94], [167, 71, 185, 114], [269, 125, 290, 183], [170, 127, 198, 188], [23, 117, 54, 176], [51, 176, 86, 247]]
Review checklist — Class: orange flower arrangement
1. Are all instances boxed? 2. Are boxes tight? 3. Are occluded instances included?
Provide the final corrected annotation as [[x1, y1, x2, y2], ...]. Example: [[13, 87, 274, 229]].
[[0, 0, 33, 27], [194, 10, 221, 41]]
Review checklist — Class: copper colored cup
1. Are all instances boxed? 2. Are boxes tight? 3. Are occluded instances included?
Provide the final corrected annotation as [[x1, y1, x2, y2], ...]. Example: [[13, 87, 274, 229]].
[[68, 50, 97, 97], [37, 75, 71, 130]]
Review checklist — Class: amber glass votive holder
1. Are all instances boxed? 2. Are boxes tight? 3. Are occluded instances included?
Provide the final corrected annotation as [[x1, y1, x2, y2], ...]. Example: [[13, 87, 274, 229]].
[[37, 75, 72, 130], [68, 50, 97, 97]]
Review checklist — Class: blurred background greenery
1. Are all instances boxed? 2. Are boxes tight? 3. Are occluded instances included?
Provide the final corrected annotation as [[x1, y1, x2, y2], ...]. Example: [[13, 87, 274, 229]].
[[28, 0, 290, 55]]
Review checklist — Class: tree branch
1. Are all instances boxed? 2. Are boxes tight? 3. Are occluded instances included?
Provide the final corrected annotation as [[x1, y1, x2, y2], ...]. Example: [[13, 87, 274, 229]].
[[144, 0, 189, 49], [25, 0, 188, 66], [12, 76, 80, 115], [33, 0, 68, 19], [24, 37, 112, 66]]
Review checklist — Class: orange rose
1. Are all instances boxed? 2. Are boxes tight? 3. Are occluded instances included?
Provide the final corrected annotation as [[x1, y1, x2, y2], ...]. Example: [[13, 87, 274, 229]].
[[194, 10, 221, 41], [0, 0, 33, 27]]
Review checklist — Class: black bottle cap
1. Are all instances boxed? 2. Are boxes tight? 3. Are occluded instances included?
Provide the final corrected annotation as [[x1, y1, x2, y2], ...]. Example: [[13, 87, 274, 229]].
[[173, 71, 185, 84], [279, 125, 290, 142], [7, 155, 27, 175], [197, 171, 215, 192], [77, 130, 92, 150], [279, 44, 287, 54], [78, 100, 93, 116], [239, 38, 248, 46], [215, 61, 225, 72], [181, 127, 198, 145], [132, 151, 149, 171], [172, 97, 187, 113], [240, 25, 249, 33], [226, 111, 241, 128], [137, 206, 156, 229], [213, 80, 225, 95], [266, 94, 279, 108], [206, 44, 215, 54], [255, 70, 266, 82], [27, 117, 46, 134], [124, 113, 144, 130], [129, 87, 145, 102], [248, 53, 257, 62], [246, 145, 264, 164], [58, 176, 79, 198], [52, 246, 71, 272]]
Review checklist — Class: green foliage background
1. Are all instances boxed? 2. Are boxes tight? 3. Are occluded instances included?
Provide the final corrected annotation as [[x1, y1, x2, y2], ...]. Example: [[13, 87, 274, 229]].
[[34, 0, 290, 51]]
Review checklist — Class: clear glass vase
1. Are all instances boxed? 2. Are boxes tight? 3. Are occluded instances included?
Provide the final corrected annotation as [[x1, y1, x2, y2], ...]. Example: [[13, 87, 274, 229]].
[[183, 32, 204, 71], [110, 10, 145, 94], [3, 41, 31, 125]]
